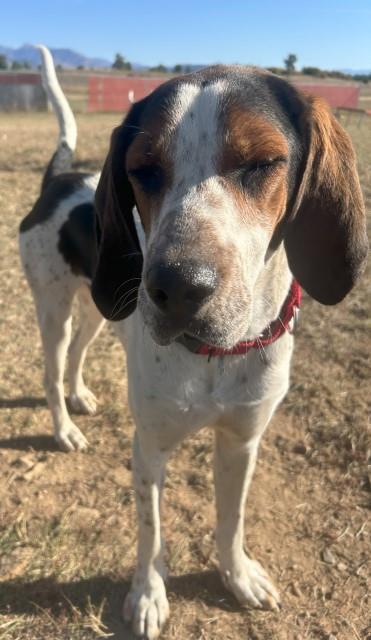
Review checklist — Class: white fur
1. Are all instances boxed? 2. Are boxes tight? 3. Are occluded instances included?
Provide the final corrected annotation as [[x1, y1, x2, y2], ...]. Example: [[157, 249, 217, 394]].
[[120, 82, 293, 636], [37, 44, 77, 151], [21, 66, 298, 639], [19, 176, 104, 451], [139, 81, 292, 353]]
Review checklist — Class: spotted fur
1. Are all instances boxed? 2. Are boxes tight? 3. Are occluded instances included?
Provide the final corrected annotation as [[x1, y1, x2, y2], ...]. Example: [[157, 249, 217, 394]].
[[19, 50, 368, 640], [93, 65, 367, 639], [19, 48, 103, 451]]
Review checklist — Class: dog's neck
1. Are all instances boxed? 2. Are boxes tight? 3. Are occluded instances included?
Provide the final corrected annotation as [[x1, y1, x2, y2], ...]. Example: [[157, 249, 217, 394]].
[[246, 243, 293, 342]]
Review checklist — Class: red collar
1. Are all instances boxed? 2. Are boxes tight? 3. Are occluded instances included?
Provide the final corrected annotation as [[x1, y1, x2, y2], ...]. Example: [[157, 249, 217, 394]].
[[178, 279, 301, 358]]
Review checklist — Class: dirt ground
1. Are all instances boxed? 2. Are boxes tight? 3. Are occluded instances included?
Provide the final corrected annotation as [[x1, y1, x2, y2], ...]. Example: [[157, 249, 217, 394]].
[[0, 110, 370, 640]]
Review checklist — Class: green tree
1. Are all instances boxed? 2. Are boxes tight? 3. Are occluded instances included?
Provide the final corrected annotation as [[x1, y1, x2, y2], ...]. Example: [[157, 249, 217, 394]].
[[0, 54, 8, 69], [10, 60, 33, 70], [173, 64, 182, 73], [11, 60, 23, 70], [150, 64, 168, 73], [302, 66, 322, 77], [112, 53, 131, 71], [283, 53, 297, 74]]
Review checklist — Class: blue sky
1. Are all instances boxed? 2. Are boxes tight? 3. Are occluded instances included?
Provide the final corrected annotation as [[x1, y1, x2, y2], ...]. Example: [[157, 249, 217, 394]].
[[2, 0, 371, 69]]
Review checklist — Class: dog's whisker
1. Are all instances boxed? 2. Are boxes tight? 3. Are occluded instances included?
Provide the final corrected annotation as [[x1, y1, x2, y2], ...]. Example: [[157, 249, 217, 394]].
[[113, 277, 141, 298], [111, 286, 139, 317], [110, 295, 138, 321], [121, 124, 152, 139], [118, 251, 142, 259], [257, 338, 269, 365]]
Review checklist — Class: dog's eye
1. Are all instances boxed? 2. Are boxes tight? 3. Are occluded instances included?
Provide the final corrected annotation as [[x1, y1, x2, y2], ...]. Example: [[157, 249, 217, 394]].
[[242, 156, 287, 187], [127, 165, 164, 194]]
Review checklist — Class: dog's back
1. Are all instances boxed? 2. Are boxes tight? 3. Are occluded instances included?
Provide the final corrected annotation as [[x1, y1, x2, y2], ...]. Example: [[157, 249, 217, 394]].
[[19, 45, 98, 283]]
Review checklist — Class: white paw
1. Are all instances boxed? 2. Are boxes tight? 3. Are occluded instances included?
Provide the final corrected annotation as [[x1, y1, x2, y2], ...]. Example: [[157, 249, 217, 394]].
[[123, 576, 169, 639], [69, 387, 98, 415], [221, 555, 281, 611], [55, 420, 89, 452]]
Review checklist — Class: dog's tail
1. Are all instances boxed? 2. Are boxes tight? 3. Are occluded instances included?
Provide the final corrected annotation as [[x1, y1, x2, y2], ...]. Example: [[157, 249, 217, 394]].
[[37, 45, 77, 192]]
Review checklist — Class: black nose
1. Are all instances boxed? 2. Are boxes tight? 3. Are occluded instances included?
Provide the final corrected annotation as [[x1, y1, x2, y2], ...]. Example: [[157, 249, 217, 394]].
[[146, 261, 218, 316]]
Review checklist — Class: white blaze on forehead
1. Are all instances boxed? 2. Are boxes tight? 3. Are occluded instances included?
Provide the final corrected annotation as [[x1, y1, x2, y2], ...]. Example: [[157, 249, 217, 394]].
[[168, 80, 228, 186]]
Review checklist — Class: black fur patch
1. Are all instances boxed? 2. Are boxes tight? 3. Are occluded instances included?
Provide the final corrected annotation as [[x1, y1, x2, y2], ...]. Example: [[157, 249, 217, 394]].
[[19, 173, 91, 233], [58, 202, 97, 278], [41, 142, 75, 192]]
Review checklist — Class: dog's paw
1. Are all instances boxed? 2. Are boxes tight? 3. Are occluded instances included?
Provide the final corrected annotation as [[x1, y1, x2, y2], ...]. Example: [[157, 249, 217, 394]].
[[69, 387, 98, 415], [123, 576, 169, 639], [221, 555, 281, 611], [55, 420, 89, 452]]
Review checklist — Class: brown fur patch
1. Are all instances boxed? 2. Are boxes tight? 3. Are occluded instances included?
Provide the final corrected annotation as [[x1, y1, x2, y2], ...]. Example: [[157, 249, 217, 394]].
[[284, 95, 368, 304], [126, 109, 174, 233], [220, 109, 289, 230], [221, 109, 289, 169], [302, 96, 364, 218]]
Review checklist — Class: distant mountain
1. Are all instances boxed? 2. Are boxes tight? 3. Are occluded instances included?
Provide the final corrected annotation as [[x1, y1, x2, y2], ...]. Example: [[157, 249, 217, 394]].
[[0, 45, 204, 72], [178, 64, 205, 71], [340, 68, 371, 76], [0, 44, 131, 69]]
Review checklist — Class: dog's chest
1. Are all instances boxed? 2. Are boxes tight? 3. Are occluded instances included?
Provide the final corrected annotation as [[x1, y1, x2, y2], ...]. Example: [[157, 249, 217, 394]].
[[122, 313, 293, 433]]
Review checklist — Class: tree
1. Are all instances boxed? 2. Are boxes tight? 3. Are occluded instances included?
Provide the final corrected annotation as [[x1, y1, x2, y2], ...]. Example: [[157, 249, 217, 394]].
[[283, 53, 297, 74], [11, 60, 23, 70], [10, 60, 32, 70], [112, 53, 131, 71], [173, 64, 182, 73], [302, 66, 325, 78], [0, 54, 7, 69], [150, 64, 168, 73]]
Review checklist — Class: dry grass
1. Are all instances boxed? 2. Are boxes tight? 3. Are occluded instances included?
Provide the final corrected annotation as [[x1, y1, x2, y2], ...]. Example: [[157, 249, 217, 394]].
[[0, 110, 370, 640]]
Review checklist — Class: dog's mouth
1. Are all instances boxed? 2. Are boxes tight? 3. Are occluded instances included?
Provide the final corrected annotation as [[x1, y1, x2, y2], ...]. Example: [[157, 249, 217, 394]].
[[138, 286, 249, 349], [147, 318, 244, 350]]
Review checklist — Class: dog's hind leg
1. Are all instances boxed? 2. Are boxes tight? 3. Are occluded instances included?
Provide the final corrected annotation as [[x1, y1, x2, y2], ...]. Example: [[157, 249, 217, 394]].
[[36, 286, 88, 452], [68, 285, 105, 415]]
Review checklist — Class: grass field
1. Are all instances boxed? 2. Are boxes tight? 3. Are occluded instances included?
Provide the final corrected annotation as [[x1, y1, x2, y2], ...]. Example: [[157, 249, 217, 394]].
[[0, 110, 370, 640]]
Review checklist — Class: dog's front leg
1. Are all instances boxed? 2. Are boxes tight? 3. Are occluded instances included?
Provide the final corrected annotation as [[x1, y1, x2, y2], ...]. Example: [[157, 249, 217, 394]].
[[124, 430, 169, 639], [214, 400, 282, 611]]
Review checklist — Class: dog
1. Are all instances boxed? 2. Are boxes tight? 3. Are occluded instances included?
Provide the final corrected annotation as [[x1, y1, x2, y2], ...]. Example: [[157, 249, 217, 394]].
[[20, 48, 368, 639], [19, 46, 103, 451]]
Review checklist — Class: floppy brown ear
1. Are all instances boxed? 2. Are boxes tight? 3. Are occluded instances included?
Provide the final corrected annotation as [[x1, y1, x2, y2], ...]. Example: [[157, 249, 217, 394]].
[[91, 101, 147, 320], [284, 96, 368, 304]]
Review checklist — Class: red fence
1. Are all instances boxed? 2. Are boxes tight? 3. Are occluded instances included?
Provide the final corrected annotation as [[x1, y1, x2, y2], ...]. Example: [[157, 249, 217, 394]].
[[88, 76, 165, 112], [0, 72, 42, 85], [87, 76, 360, 113], [292, 82, 359, 108]]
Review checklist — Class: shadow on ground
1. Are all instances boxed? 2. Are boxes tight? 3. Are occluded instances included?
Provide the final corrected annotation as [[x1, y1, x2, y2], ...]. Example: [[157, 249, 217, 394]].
[[0, 396, 47, 409], [0, 434, 60, 452], [0, 570, 240, 638]]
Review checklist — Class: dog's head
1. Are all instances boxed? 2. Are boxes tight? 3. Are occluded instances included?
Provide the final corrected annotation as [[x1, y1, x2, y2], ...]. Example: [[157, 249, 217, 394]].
[[92, 66, 368, 348]]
